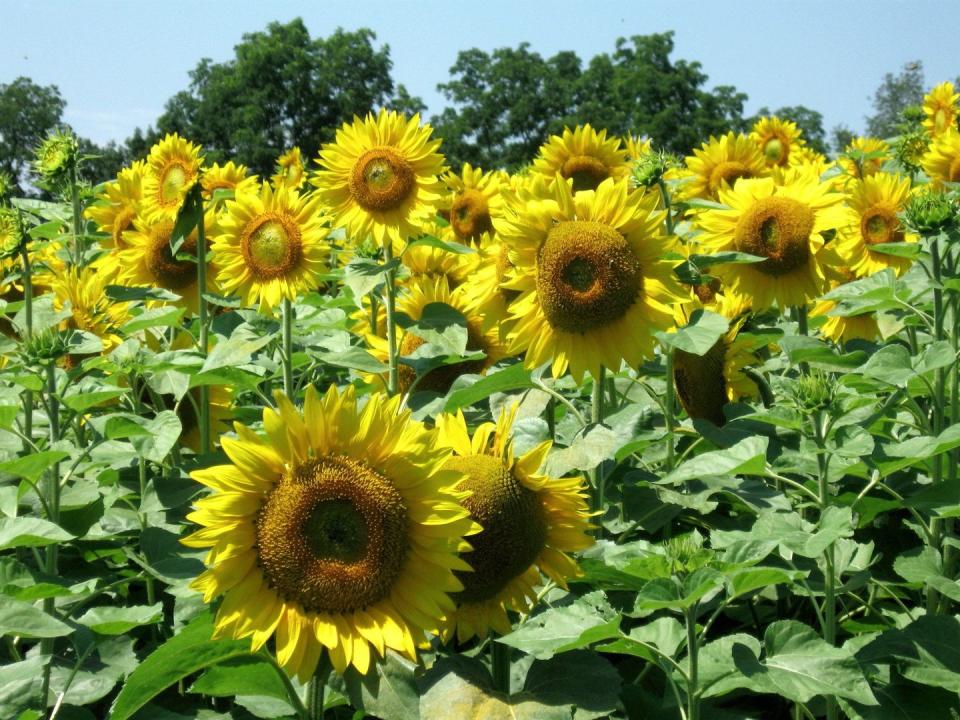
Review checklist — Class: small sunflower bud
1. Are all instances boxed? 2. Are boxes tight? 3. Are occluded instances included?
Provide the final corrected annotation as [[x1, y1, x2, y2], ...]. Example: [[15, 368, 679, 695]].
[[632, 150, 677, 189], [791, 370, 835, 415], [0, 209, 24, 260], [904, 189, 957, 236], [34, 130, 78, 188]]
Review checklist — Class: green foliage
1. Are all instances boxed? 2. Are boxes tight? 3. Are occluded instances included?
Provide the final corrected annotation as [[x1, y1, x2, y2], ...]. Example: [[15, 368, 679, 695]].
[[0, 78, 66, 194], [866, 60, 925, 138]]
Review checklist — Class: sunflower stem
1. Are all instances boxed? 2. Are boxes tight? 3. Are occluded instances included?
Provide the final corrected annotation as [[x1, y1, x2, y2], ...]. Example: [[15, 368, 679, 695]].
[[39, 361, 61, 715], [589, 366, 607, 537], [928, 234, 948, 614], [262, 651, 310, 720], [282, 297, 295, 397], [307, 652, 332, 719], [656, 179, 675, 236], [195, 192, 211, 454], [813, 410, 838, 720], [382, 240, 400, 396], [491, 638, 511, 695], [69, 159, 82, 267], [684, 603, 700, 720], [20, 244, 33, 445], [664, 347, 676, 473]]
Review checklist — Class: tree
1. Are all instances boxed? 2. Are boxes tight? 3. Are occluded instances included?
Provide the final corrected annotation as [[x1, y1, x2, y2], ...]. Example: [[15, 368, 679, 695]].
[[0, 77, 66, 194], [865, 60, 925, 139], [831, 124, 856, 155], [154, 19, 421, 176], [755, 105, 828, 155], [433, 32, 748, 170]]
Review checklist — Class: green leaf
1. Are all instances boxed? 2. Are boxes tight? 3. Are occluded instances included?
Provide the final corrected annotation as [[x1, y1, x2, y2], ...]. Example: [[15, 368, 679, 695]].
[[105, 285, 181, 302], [780, 335, 867, 370], [0, 656, 46, 718], [402, 302, 469, 356], [108, 612, 253, 720], [343, 257, 401, 299], [697, 633, 763, 698], [711, 507, 854, 560], [129, 411, 182, 464], [345, 651, 420, 720], [0, 517, 73, 549], [689, 251, 766, 268], [857, 615, 960, 692], [62, 388, 129, 412], [839, 680, 960, 720], [497, 592, 619, 660], [545, 424, 618, 475], [76, 604, 163, 635], [407, 235, 475, 254], [596, 617, 685, 664], [878, 424, 960, 477], [189, 656, 290, 702], [316, 347, 388, 373], [726, 566, 801, 599], [201, 327, 273, 373], [443, 363, 534, 412], [0, 450, 69, 483], [121, 307, 185, 334], [660, 435, 768, 484], [634, 568, 724, 611], [861, 344, 914, 386], [0, 598, 73, 638], [730, 620, 877, 705], [520, 651, 623, 720], [657, 309, 728, 355]]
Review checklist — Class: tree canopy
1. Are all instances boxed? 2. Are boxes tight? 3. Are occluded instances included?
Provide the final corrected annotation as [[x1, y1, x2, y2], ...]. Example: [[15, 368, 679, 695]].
[[0, 77, 66, 194], [154, 19, 422, 176], [432, 32, 748, 169]]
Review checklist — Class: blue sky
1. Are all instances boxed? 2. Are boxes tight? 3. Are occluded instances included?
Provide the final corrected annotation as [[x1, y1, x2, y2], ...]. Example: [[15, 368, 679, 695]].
[[2, 1, 957, 147]]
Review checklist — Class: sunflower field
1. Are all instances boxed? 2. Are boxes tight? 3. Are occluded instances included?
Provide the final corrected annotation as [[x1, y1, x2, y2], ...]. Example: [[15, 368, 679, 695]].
[[0, 80, 959, 720]]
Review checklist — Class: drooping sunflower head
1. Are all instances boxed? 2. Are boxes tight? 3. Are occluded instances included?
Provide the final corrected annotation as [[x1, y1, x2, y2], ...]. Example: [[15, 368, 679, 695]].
[[532, 124, 631, 193], [141, 134, 204, 221], [835, 172, 916, 277], [435, 405, 592, 642], [496, 175, 685, 381], [85, 161, 146, 258], [693, 171, 849, 310], [683, 132, 769, 200], [49, 265, 130, 357], [811, 298, 879, 345], [212, 181, 329, 314], [312, 110, 445, 246], [922, 81, 960, 138], [750, 116, 805, 168], [440, 164, 506, 243], [201, 161, 258, 202], [396, 219, 481, 289], [837, 137, 890, 181], [272, 147, 306, 190], [366, 275, 507, 396], [183, 385, 477, 678], [922, 129, 960, 185]]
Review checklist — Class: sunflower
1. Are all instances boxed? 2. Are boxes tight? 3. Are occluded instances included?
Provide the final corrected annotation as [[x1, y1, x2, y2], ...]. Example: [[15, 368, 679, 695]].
[[922, 129, 960, 184], [366, 276, 507, 395], [85, 160, 146, 257], [312, 110, 444, 246], [273, 147, 307, 190], [49, 266, 130, 355], [532, 124, 630, 192], [922, 81, 960, 138], [837, 138, 890, 181], [212, 182, 329, 314], [440, 164, 505, 243], [202, 161, 258, 202], [810, 299, 879, 344], [497, 175, 685, 382], [457, 237, 518, 342], [672, 299, 759, 426], [141, 134, 204, 221], [623, 134, 653, 164], [396, 221, 479, 290], [105, 210, 217, 315], [682, 133, 768, 200], [182, 385, 477, 678], [834, 173, 916, 277], [692, 171, 848, 310], [751, 116, 805, 168], [435, 405, 592, 642]]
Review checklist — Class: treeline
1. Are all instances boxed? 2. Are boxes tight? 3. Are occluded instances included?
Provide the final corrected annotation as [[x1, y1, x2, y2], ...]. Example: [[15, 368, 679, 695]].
[[0, 18, 943, 194]]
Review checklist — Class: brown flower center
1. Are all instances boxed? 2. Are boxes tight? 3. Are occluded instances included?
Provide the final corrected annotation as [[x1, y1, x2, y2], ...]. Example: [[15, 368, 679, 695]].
[[536, 221, 642, 333], [145, 220, 201, 290], [450, 189, 492, 241], [240, 213, 303, 280], [256, 456, 409, 614], [397, 322, 490, 395], [762, 138, 787, 166], [349, 147, 416, 212], [561, 155, 610, 192], [708, 161, 752, 194], [860, 206, 902, 246], [734, 196, 814, 276]]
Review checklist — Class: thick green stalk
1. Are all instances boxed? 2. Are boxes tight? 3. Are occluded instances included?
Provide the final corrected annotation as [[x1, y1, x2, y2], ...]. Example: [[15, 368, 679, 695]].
[[39, 362, 61, 714], [195, 203, 211, 452], [814, 411, 838, 720], [20, 245, 33, 444], [590, 366, 606, 535], [307, 653, 332, 720], [69, 161, 83, 267], [491, 639, 511, 695], [928, 236, 947, 614], [664, 347, 676, 472], [382, 241, 400, 396], [282, 298, 294, 397], [685, 604, 700, 720]]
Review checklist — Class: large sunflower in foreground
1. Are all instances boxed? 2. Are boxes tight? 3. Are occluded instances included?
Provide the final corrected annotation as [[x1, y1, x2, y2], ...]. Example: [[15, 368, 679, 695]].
[[922, 81, 959, 138], [212, 182, 329, 313], [183, 385, 477, 678], [750, 116, 805, 168], [693, 172, 848, 310], [312, 110, 444, 246], [436, 406, 592, 642], [140, 134, 203, 221], [834, 172, 916, 277], [497, 176, 685, 381], [682, 132, 769, 201], [922, 129, 960, 184], [532, 124, 630, 192]]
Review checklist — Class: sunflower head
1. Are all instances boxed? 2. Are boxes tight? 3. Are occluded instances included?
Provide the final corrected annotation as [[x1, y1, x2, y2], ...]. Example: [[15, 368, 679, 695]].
[[202, 161, 257, 201], [835, 172, 915, 277], [923, 81, 960, 138], [141, 134, 204, 221], [922, 129, 960, 185], [838, 137, 890, 181], [183, 385, 477, 678], [533, 124, 630, 192], [683, 133, 768, 200], [85, 161, 147, 256], [751, 117, 805, 168], [312, 110, 444, 246], [436, 406, 592, 641], [0, 209, 23, 260], [34, 130, 78, 188], [272, 147, 306, 190], [441, 164, 505, 243]]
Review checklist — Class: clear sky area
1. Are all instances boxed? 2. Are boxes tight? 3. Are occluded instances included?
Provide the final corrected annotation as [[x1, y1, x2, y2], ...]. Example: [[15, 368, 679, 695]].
[[2, 0, 958, 147]]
